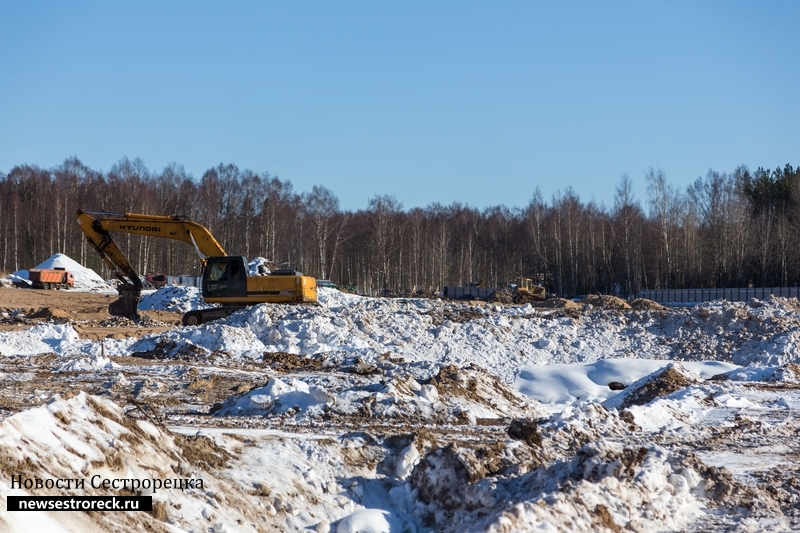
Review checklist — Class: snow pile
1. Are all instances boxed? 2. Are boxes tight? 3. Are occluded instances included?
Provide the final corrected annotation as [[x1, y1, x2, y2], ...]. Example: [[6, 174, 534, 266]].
[[125, 321, 267, 360], [214, 376, 334, 416], [213, 363, 548, 425], [724, 363, 800, 383], [55, 354, 119, 373], [641, 297, 800, 367], [337, 509, 409, 533], [603, 362, 701, 410], [3, 290, 800, 531], [317, 286, 364, 308], [1, 273, 28, 287], [138, 285, 212, 313], [8, 253, 110, 290], [247, 256, 272, 275], [0, 323, 80, 357], [477, 441, 705, 532], [516, 358, 739, 408], [123, 291, 800, 380], [0, 392, 314, 532]]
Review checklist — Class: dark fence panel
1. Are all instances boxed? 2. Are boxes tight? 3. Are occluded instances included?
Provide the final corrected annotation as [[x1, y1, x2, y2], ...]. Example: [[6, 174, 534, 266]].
[[638, 287, 800, 304], [447, 287, 496, 300]]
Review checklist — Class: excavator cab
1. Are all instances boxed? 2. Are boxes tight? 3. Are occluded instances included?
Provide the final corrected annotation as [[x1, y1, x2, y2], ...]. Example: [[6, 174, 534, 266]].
[[203, 256, 248, 298]]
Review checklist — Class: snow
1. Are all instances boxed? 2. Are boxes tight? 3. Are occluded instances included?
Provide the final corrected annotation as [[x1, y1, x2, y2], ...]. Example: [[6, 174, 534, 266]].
[[248, 256, 272, 275], [138, 285, 212, 313], [0, 323, 81, 357], [55, 354, 119, 373], [336, 509, 410, 533], [515, 358, 740, 408], [2, 284, 800, 531], [9, 253, 111, 290], [215, 376, 334, 416]]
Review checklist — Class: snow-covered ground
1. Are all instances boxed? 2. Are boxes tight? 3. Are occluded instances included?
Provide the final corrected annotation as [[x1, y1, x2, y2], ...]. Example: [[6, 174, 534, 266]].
[[2, 281, 800, 532]]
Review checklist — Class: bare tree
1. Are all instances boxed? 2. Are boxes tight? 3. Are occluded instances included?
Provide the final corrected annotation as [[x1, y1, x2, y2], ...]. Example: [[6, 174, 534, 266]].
[[525, 189, 552, 291], [368, 195, 403, 291], [303, 185, 342, 279], [646, 168, 681, 288], [611, 174, 644, 297]]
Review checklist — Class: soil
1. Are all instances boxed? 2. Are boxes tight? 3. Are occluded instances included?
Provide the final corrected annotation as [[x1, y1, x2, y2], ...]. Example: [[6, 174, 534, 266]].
[[530, 297, 582, 309], [618, 364, 694, 409], [580, 294, 632, 310], [0, 287, 181, 339], [630, 298, 667, 311]]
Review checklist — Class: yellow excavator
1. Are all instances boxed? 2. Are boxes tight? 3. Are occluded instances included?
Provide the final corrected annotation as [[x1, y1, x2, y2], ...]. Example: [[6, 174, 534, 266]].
[[75, 210, 317, 325]]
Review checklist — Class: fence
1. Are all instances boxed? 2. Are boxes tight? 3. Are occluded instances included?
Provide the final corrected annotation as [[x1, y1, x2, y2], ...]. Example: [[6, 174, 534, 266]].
[[165, 275, 202, 287], [638, 287, 800, 304], [445, 286, 497, 300]]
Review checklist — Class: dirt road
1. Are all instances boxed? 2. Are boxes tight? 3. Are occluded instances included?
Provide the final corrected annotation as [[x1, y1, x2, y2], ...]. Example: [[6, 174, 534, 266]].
[[0, 287, 181, 339]]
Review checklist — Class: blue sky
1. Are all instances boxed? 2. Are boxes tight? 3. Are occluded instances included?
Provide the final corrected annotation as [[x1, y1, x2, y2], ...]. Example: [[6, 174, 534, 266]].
[[1, 1, 798, 211]]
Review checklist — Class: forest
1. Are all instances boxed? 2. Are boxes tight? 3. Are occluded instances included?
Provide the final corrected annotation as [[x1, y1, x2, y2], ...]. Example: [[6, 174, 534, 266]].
[[1, 156, 798, 298]]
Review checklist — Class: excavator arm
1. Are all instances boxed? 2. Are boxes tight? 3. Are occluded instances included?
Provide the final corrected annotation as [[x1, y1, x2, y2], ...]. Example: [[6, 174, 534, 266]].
[[75, 209, 227, 319]]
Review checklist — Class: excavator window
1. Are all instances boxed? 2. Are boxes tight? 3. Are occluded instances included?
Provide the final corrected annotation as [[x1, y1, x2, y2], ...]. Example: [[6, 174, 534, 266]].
[[203, 257, 248, 298], [208, 262, 227, 281]]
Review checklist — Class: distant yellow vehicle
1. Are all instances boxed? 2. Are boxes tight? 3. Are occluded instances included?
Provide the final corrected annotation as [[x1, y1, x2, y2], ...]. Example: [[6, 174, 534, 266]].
[[512, 278, 546, 302], [76, 210, 317, 325]]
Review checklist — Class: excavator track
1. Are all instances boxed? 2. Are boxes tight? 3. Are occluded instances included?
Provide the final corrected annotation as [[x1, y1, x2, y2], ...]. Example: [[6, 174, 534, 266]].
[[182, 306, 247, 326]]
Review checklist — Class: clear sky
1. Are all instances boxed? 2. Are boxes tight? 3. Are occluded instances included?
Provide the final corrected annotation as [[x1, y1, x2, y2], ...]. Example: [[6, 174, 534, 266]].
[[1, 1, 798, 212]]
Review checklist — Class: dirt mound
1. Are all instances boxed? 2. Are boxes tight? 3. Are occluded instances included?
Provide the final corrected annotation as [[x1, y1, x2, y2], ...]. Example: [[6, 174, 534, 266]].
[[530, 298, 581, 309], [28, 307, 72, 320], [427, 364, 548, 420], [411, 444, 479, 509], [426, 305, 486, 326], [508, 418, 542, 447], [264, 351, 327, 372], [766, 363, 800, 383], [618, 363, 696, 409], [630, 298, 666, 311], [488, 288, 514, 304], [771, 296, 800, 313], [581, 294, 632, 310]]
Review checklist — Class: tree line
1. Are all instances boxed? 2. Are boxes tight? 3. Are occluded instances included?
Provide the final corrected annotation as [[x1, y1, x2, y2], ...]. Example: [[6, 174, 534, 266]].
[[1, 156, 798, 298]]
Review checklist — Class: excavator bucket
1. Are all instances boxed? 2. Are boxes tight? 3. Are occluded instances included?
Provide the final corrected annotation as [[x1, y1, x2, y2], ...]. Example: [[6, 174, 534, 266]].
[[108, 285, 141, 321]]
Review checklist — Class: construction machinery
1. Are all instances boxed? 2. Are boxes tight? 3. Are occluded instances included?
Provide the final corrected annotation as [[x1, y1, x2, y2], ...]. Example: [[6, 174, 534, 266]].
[[509, 277, 546, 303], [75, 210, 317, 325], [145, 273, 167, 288], [28, 268, 74, 290], [447, 277, 547, 304]]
